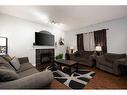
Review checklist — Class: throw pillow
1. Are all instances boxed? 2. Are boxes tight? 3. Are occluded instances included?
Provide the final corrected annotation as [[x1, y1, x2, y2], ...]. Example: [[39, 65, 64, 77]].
[[0, 66, 19, 82], [10, 57, 20, 71], [0, 56, 15, 70], [74, 51, 81, 57], [2, 54, 12, 62]]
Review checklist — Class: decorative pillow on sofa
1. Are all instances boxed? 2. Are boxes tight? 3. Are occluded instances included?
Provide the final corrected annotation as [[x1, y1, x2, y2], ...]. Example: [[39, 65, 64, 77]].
[[2, 54, 12, 62], [0, 56, 15, 70], [104, 53, 126, 63], [0, 66, 19, 82], [81, 51, 94, 58], [74, 51, 81, 57], [10, 57, 20, 71]]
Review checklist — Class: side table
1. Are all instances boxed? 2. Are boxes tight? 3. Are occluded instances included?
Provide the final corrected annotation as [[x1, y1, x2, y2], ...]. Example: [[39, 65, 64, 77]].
[[117, 58, 127, 79], [65, 53, 70, 60], [90, 54, 98, 67], [119, 62, 127, 76]]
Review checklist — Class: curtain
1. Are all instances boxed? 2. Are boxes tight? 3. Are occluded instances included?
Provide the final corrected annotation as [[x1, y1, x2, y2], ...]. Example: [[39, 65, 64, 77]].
[[94, 29, 107, 53], [83, 33, 89, 51], [89, 32, 95, 51], [77, 33, 84, 51], [83, 32, 95, 51]]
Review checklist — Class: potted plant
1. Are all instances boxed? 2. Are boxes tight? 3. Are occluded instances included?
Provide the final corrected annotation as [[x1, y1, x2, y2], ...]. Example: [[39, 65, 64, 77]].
[[55, 53, 63, 59]]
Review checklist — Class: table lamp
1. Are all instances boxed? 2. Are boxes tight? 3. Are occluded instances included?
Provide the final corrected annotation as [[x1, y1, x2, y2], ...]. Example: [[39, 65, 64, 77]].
[[70, 46, 74, 54], [95, 46, 102, 55]]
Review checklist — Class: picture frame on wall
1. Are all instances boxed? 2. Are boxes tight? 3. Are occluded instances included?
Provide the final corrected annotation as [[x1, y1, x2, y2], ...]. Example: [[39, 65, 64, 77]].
[[0, 36, 8, 55]]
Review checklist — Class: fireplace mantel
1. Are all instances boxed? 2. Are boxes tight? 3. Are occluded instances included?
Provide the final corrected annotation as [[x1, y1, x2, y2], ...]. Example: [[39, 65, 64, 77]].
[[33, 45, 55, 49]]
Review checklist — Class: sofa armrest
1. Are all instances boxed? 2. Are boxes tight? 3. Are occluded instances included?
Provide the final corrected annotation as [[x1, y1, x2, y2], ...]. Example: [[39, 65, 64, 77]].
[[0, 70, 54, 89], [96, 55, 107, 66], [89, 54, 96, 64], [116, 58, 127, 64], [113, 58, 127, 74], [18, 57, 29, 64], [96, 55, 106, 63], [112, 58, 126, 75]]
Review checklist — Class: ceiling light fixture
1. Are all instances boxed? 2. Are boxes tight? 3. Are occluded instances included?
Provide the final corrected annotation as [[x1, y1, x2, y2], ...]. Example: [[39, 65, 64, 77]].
[[50, 20, 63, 27], [34, 11, 64, 29], [51, 20, 56, 24]]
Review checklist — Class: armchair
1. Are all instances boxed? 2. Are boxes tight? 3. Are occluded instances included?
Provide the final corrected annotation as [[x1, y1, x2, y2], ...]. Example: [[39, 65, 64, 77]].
[[96, 53, 126, 75]]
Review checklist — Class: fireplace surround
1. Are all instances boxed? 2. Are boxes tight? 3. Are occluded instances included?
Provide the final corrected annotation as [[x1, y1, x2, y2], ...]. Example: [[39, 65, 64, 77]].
[[36, 49, 54, 71]]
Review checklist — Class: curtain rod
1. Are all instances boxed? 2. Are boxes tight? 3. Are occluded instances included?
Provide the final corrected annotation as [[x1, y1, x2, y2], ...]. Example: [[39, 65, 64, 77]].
[[76, 28, 109, 35], [92, 28, 109, 32], [95, 28, 109, 31]]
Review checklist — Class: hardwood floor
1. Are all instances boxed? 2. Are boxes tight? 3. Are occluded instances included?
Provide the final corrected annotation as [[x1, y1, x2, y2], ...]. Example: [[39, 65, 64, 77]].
[[50, 79, 69, 89], [50, 66, 127, 89]]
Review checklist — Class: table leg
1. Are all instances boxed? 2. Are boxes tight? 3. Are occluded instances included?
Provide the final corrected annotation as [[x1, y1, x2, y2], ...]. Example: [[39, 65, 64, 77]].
[[69, 66, 72, 76], [59, 64, 62, 71], [76, 63, 78, 72]]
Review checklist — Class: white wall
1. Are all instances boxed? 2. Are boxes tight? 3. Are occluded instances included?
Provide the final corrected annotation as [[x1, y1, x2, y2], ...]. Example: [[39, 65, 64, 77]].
[[65, 17, 127, 54], [0, 13, 66, 65]]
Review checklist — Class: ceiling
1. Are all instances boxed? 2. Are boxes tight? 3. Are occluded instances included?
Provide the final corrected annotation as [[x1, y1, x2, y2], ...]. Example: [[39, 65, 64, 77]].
[[0, 6, 127, 31]]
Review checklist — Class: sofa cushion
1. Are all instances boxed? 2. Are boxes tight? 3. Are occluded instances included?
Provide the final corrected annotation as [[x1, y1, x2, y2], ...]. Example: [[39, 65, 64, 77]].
[[10, 57, 20, 71], [81, 51, 94, 57], [78, 57, 88, 63], [17, 62, 34, 73], [99, 61, 113, 68], [18, 57, 29, 64], [104, 53, 126, 63], [99, 64, 113, 73], [0, 56, 15, 70], [0, 66, 19, 82], [18, 68, 39, 78]]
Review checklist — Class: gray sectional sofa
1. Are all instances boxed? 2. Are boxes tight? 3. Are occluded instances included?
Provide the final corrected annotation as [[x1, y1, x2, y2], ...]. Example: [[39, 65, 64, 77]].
[[0, 56, 54, 89], [69, 51, 127, 75]]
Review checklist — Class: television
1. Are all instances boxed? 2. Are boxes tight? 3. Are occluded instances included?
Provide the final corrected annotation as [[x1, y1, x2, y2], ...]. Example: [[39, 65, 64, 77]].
[[35, 32, 54, 46]]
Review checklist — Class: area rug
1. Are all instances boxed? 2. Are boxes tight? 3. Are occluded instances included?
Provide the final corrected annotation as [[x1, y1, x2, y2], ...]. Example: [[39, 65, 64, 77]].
[[47, 66, 95, 89]]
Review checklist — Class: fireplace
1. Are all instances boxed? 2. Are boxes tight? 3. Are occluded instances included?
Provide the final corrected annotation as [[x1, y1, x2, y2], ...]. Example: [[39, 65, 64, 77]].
[[36, 49, 54, 71], [40, 52, 51, 64]]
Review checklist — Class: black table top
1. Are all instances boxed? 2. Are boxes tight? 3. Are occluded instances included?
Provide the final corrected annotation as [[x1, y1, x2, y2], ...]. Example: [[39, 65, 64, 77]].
[[55, 59, 77, 66]]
